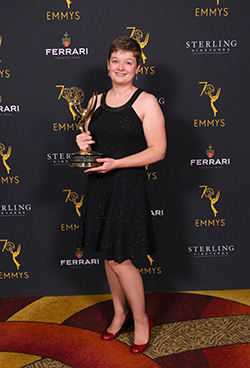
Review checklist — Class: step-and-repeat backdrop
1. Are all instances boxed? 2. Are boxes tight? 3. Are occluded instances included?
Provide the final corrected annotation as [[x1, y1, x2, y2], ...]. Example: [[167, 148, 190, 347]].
[[1, 0, 249, 296]]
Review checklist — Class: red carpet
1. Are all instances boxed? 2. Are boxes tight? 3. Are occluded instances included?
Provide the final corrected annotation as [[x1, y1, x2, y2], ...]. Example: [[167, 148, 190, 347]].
[[0, 292, 249, 367]]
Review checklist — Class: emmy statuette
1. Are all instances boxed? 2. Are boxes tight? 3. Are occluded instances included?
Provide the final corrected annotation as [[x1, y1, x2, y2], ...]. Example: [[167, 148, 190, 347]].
[[62, 87, 103, 168]]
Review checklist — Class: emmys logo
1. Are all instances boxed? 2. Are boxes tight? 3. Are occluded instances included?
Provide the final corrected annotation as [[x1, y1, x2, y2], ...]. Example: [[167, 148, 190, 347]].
[[190, 145, 231, 169], [195, 185, 226, 227], [186, 39, 237, 55], [0, 143, 19, 185], [127, 27, 149, 64], [193, 81, 226, 128], [200, 185, 220, 217], [1, 239, 21, 270], [61, 86, 85, 121], [61, 188, 85, 231], [0, 96, 20, 116], [147, 255, 154, 266], [0, 36, 11, 78], [0, 239, 29, 279], [46, 0, 81, 21], [53, 85, 80, 132], [127, 27, 155, 75], [63, 189, 84, 217], [188, 244, 235, 257], [0, 35, 2, 63], [65, 0, 72, 9], [145, 164, 157, 180], [0, 69, 10, 78], [45, 33, 89, 59], [200, 81, 221, 117], [194, 0, 229, 17], [0, 143, 11, 174], [137, 255, 162, 275]]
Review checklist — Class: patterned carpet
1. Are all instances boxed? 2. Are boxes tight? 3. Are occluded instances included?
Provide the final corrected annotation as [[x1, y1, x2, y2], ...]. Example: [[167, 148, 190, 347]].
[[0, 290, 250, 368]]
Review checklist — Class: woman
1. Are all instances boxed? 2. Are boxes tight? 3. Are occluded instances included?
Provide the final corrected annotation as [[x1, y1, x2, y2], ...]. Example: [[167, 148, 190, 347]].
[[76, 36, 166, 354]]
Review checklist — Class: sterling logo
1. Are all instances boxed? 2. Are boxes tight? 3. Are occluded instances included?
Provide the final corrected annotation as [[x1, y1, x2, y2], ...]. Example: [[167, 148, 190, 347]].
[[188, 244, 235, 257], [46, 152, 71, 165], [45, 33, 88, 59], [194, 0, 229, 17], [1, 239, 21, 270], [63, 189, 83, 217], [186, 39, 237, 55], [190, 145, 231, 169], [46, 0, 81, 21], [0, 203, 32, 217], [158, 97, 165, 105], [127, 27, 155, 75]]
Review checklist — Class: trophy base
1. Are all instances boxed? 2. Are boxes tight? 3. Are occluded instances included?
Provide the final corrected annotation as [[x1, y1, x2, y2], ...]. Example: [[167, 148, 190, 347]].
[[69, 150, 103, 168]]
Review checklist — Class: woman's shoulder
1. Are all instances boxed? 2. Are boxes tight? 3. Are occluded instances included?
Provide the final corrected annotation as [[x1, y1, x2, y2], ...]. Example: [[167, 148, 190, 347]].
[[137, 90, 159, 108]]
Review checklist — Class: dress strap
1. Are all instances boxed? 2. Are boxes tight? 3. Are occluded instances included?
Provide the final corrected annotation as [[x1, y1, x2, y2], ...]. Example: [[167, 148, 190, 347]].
[[127, 88, 144, 106], [100, 91, 107, 107]]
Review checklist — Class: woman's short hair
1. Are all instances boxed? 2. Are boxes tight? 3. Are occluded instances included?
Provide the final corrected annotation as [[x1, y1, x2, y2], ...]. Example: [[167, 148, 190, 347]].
[[108, 36, 142, 66]]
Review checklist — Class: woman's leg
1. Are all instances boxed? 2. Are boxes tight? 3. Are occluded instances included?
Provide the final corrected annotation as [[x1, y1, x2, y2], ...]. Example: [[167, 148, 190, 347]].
[[104, 260, 129, 333], [107, 259, 149, 345]]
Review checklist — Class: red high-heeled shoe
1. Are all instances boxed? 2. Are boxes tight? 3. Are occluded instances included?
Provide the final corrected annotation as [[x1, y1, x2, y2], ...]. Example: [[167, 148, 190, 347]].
[[130, 316, 153, 354], [101, 310, 133, 341]]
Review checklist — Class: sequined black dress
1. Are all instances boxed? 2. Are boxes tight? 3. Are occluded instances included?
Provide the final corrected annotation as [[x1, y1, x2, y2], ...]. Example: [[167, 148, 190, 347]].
[[77, 88, 154, 263]]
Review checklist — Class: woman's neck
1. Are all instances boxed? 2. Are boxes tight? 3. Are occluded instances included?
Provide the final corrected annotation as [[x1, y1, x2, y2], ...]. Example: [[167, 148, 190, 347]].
[[109, 84, 137, 98], [106, 85, 137, 108]]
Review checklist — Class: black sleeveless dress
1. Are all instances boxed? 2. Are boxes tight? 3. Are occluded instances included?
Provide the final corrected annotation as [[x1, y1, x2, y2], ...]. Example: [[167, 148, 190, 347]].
[[77, 88, 154, 264]]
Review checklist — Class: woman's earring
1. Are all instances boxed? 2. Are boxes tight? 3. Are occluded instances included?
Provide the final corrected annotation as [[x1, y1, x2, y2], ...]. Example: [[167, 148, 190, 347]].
[[135, 74, 138, 81], [108, 70, 110, 77]]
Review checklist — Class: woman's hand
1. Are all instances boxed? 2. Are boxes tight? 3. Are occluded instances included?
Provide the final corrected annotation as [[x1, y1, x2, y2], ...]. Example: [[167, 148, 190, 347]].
[[84, 158, 117, 174], [76, 131, 95, 151]]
